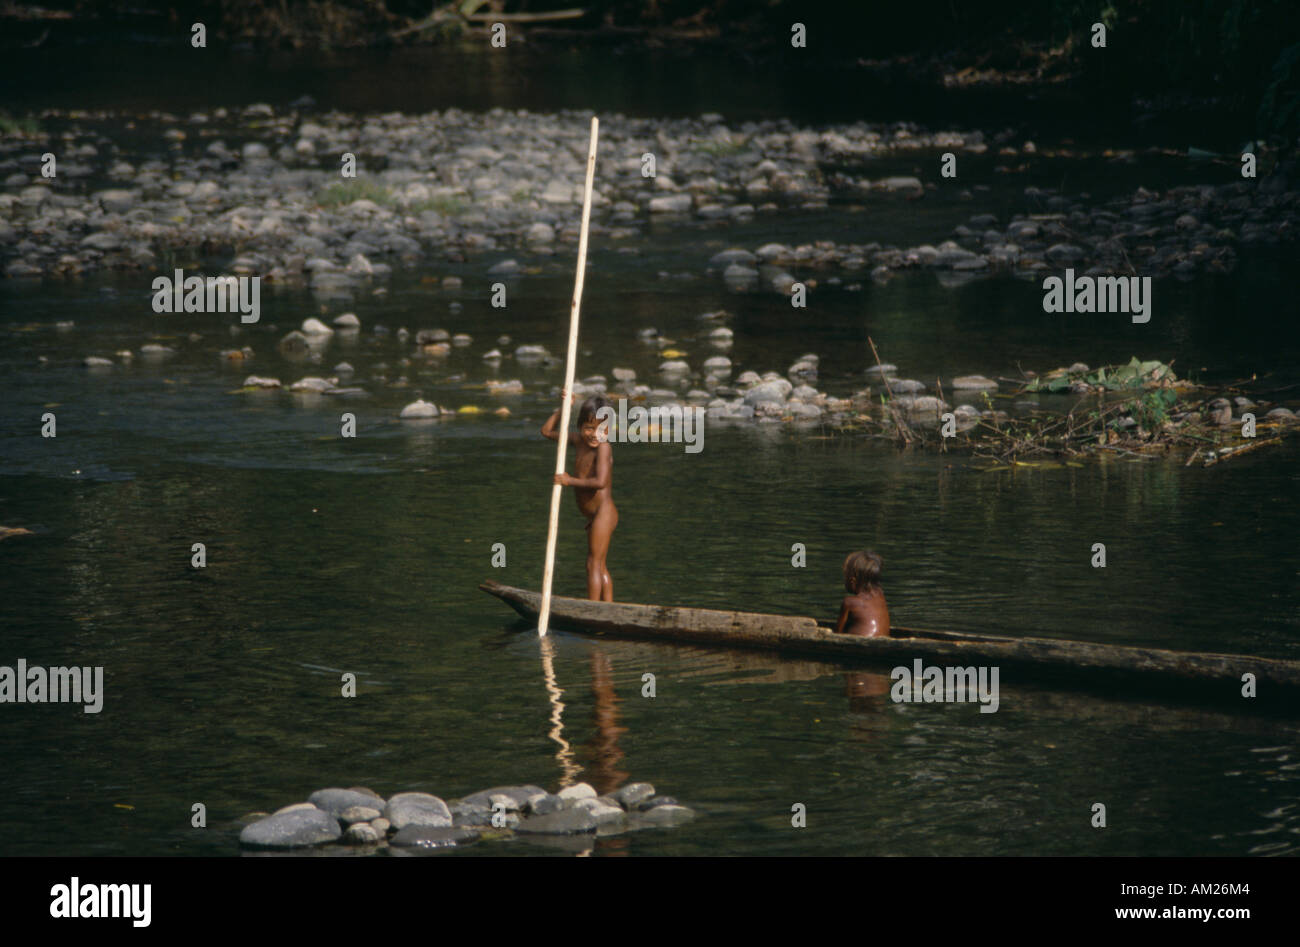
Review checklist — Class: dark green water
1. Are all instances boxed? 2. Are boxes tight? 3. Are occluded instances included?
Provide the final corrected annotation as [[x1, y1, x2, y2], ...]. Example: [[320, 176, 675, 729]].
[[3, 241, 1299, 855], [2, 46, 1298, 856]]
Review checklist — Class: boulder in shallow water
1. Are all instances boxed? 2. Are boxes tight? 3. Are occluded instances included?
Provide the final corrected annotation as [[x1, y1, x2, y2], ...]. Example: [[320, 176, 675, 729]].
[[743, 380, 792, 406], [526, 794, 564, 816], [574, 798, 627, 827], [383, 792, 452, 830], [399, 399, 439, 419], [290, 376, 334, 393], [557, 783, 598, 804], [307, 787, 386, 818], [301, 317, 334, 336], [709, 248, 757, 267], [875, 176, 923, 193], [338, 805, 381, 825], [649, 194, 692, 213], [239, 807, 341, 849], [460, 785, 547, 810], [633, 805, 696, 827], [343, 823, 381, 844], [516, 809, 598, 835], [278, 331, 310, 355], [950, 375, 998, 391], [450, 802, 494, 827], [895, 395, 949, 416], [611, 782, 656, 810]]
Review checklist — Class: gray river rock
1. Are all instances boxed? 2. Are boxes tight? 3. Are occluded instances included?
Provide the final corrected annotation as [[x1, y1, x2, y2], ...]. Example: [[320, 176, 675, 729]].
[[516, 809, 599, 835], [459, 784, 547, 810], [239, 806, 342, 849], [383, 792, 453, 830], [611, 782, 656, 809], [308, 787, 387, 818]]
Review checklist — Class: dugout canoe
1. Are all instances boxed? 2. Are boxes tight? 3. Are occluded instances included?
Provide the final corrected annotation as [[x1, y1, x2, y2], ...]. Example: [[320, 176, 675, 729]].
[[480, 580, 1300, 713]]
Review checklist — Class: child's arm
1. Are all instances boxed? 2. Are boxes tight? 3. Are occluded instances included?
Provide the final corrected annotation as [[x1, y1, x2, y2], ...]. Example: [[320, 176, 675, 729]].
[[834, 597, 851, 634], [540, 389, 579, 443], [555, 441, 612, 489]]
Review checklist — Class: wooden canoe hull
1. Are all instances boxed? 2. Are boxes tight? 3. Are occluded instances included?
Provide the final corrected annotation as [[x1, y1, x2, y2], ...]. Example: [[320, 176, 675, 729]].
[[480, 580, 1300, 713]]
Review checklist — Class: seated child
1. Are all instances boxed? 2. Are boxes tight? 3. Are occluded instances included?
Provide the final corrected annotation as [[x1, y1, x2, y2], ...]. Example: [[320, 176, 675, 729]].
[[541, 390, 617, 602], [834, 550, 890, 637]]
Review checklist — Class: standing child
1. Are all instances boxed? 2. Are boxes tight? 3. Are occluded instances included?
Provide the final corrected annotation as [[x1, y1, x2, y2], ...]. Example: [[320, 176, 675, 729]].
[[541, 391, 617, 601], [835, 550, 890, 637]]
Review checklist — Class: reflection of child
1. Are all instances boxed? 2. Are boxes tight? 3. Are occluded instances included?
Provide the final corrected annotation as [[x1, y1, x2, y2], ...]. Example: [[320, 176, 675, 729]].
[[834, 551, 890, 637], [541, 391, 617, 602]]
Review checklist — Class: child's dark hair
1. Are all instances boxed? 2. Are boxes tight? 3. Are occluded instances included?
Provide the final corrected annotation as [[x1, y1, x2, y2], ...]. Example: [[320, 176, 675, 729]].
[[843, 550, 883, 594], [578, 394, 612, 426]]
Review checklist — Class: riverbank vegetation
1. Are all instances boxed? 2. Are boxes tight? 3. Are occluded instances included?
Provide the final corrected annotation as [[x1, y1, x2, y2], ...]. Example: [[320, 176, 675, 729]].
[[4, 2, 1296, 144], [838, 356, 1299, 466]]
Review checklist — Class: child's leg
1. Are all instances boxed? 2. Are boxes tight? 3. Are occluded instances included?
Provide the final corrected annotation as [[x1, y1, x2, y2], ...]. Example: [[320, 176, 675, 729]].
[[586, 501, 617, 602]]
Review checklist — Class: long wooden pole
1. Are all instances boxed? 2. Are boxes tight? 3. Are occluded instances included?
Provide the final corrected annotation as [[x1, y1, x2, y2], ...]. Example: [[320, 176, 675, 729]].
[[539, 116, 599, 636]]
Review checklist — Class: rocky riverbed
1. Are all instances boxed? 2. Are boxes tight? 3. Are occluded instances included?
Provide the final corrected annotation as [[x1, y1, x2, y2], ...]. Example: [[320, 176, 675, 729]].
[[2, 105, 1294, 286], [237, 781, 695, 853]]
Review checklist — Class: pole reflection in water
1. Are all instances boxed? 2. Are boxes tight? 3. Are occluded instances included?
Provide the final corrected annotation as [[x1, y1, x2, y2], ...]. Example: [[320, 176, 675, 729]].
[[539, 635, 582, 787]]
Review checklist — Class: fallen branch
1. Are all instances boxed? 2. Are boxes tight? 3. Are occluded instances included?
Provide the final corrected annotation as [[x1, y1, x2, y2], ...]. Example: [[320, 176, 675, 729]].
[[867, 336, 915, 445], [1201, 437, 1282, 467]]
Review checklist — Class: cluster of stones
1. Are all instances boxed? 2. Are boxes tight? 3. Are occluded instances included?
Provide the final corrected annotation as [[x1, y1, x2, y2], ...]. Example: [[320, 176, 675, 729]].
[[0, 106, 989, 282], [74, 301, 1299, 433], [699, 175, 1295, 298], [15, 104, 1288, 286], [238, 781, 694, 852]]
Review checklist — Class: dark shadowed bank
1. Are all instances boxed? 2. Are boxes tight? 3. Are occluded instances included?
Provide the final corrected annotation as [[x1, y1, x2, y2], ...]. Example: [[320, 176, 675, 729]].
[[3, 1, 1298, 144]]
